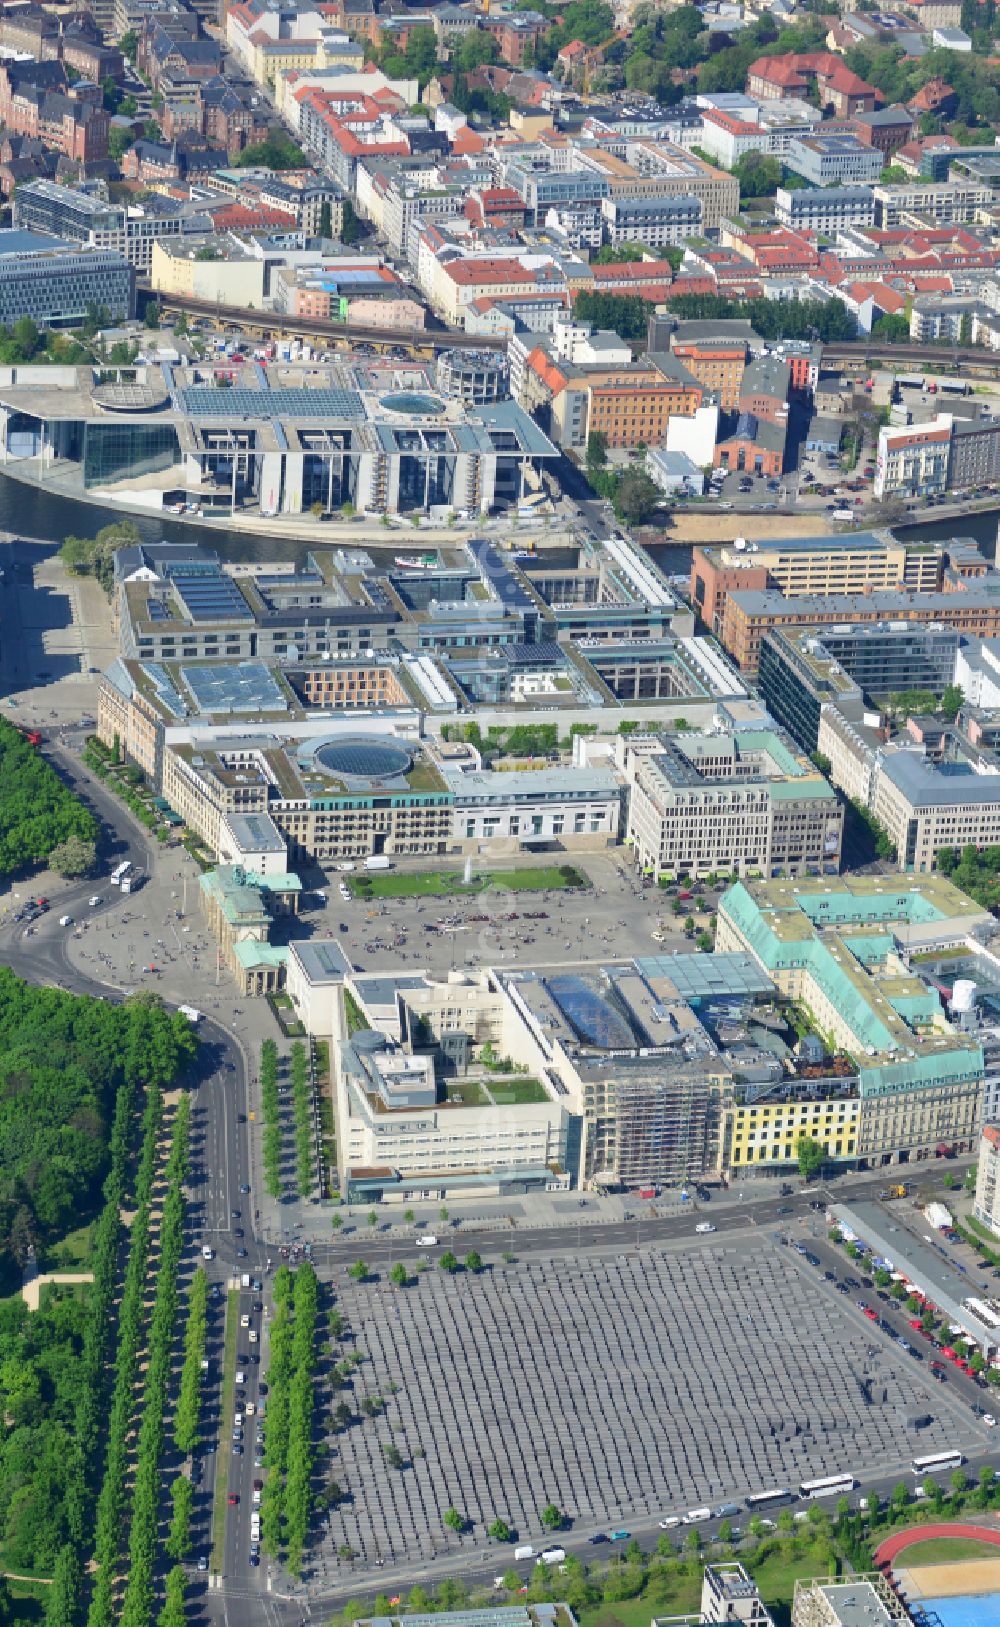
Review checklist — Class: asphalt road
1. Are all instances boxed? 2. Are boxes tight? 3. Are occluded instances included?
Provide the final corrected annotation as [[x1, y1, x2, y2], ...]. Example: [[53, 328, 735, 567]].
[[308, 1172, 948, 1268]]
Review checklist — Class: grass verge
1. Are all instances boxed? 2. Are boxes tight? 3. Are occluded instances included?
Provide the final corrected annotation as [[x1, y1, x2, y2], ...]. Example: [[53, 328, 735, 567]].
[[210, 1288, 240, 1576]]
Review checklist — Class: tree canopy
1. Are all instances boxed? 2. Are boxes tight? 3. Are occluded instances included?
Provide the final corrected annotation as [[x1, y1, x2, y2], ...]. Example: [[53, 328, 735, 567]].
[[0, 720, 97, 877], [233, 128, 306, 169], [0, 972, 196, 1273]]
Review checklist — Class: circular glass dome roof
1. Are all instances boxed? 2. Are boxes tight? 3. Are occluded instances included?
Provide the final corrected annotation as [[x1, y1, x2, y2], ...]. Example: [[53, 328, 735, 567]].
[[380, 391, 445, 416], [314, 737, 414, 781]]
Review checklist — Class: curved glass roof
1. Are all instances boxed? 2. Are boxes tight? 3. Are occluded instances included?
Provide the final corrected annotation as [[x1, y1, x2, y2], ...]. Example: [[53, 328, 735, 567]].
[[546, 975, 635, 1050]]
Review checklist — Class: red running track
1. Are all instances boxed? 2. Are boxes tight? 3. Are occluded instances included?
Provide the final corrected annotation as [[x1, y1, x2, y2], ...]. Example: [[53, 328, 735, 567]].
[[875, 1521, 1000, 1568]]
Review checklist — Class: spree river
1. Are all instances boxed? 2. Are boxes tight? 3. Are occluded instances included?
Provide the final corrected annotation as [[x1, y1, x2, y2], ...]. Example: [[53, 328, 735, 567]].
[[4, 467, 999, 573], [0, 472, 306, 564]]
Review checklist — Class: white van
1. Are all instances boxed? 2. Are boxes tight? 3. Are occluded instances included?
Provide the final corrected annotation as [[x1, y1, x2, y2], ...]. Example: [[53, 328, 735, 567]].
[[683, 1507, 711, 1525], [416, 1235, 438, 1247], [514, 1545, 533, 1561], [541, 1547, 565, 1564], [695, 1223, 716, 1234]]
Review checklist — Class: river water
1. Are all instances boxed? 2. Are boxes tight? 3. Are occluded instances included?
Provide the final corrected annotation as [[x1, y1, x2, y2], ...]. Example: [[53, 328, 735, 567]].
[[4, 467, 999, 574], [0, 471, 305, 564]]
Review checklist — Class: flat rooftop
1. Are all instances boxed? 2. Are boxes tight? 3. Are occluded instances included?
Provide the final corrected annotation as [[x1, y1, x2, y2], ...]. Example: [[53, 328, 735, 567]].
[[831, 1200, 1000, 1353]]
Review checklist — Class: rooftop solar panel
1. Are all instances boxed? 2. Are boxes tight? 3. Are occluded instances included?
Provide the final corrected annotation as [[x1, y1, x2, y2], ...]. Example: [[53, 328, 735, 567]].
[[172, 573, 253, 623], [180, 660, 288, 714], [178, 388, 363, 420]]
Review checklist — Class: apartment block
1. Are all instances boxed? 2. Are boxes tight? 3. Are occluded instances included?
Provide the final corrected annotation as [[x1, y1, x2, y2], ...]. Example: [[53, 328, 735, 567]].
[[624, 728, 843, 881], [873, 179, 994, 227], [974, 1123, 1000, 1237], [574, 141, 739, 230], [874, 418, 952, 500], [775, 184, 875, 233], [601, 194, 703, 248], [872, 749, 1000, 872], [720, 586, 996, 675], [670, 331, 748, 411], [690, 532, 944, 640], [759, 622, 959, 753], [786, 133, 882, 187], [718, 874, 988, 1168]]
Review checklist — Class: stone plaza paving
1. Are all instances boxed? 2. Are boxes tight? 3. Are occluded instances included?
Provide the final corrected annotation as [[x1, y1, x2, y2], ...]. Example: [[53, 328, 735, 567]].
[[323, 1239, 966, 1566]]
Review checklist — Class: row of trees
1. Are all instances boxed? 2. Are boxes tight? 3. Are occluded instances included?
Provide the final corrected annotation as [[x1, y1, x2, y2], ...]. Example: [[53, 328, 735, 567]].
[[0, 980, 197, 1614], [290, 1041, 314, 1198], [173, 1265, 208, 1457], [261, 1038, 283, 1200], [664, 292, 857, 345], [285, 1265, 318, 1573], [87, 1086, 165, 1627], [261, 1265, 319, 1573], [0, 717, 97, 879], [120, 1096, 191, 1627], [260, 1266, 293, 1556]]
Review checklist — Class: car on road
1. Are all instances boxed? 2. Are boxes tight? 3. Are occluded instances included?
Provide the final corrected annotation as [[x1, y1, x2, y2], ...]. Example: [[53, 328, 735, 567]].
[[232, 1443, 243, 1454], [228, 1495, 239, 1505], [588, 1535, 607, 1545], [59, 914, 72, 926], [862, 1306, 878, 1321], [88, 895, 101, 907], [609, 1530, 630, 1541], [236, 1247, 248, 1258], [984, 1414, 997, 1427], [240, 1183, 250, 1193], [231, 1209, 241, 1219], [249, 1554, 259, 1566], [777, 1205, 792, 1215]]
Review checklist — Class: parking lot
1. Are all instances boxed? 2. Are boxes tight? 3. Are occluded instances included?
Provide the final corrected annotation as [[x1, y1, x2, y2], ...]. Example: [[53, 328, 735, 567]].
[[312, 1231, 979, 1575]]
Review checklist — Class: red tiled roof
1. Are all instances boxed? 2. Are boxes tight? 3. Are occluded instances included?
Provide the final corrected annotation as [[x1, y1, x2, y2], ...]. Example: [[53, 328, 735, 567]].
[[591, 259, 675, 283], [444, 258, 538, 286]]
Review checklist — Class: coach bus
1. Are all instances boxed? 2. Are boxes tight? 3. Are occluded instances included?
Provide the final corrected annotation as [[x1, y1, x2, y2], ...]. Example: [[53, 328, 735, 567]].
[[912, 1451, 965, 1477], [799, 1473, 856, 1500], [745, 1489, 794, 1511]]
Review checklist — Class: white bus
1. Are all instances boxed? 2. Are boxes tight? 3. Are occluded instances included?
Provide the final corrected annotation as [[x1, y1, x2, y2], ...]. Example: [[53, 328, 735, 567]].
[[110, 861, 131, 886], [799, 1474, 856, 1500], [912, 1451, 965, 1477], [745, 1488, 794, 1510]]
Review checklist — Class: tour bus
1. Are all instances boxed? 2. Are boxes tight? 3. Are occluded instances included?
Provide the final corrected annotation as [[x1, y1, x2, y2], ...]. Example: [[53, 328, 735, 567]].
[[912, 1451, 965, 1477], [799, 1473, 856, 1500], [745, 1488, 794, 1511], [110, 861, 131, 886]]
